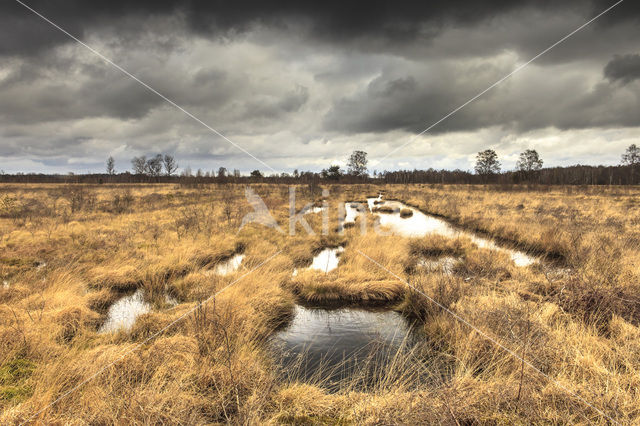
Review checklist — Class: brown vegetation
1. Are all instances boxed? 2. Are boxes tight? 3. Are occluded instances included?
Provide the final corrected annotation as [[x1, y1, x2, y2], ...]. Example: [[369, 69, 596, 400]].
[[0, 183, 638, 423], [372, 205, 398, 214], [399, 208, 413, 218]]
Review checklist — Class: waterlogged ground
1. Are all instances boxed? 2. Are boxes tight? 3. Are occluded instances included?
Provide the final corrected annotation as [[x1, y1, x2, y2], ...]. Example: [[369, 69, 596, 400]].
[[1, 184, 639, 424], [293, 246, 344, 276], [98, 196, 532, 347]]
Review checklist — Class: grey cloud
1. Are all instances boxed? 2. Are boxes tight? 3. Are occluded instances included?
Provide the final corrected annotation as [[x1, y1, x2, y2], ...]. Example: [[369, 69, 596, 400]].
[[324, 59, 640, 135], [277, 85, 309, 113], [604, 54, 640, 83], [3, 1, 631, 58]]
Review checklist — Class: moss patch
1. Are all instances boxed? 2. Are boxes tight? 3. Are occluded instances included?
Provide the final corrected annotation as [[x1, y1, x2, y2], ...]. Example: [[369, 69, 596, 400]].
[[0, 358, 36, 404]]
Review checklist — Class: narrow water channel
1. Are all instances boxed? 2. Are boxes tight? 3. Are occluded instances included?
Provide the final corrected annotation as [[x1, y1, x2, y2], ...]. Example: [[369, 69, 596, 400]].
[[344, 197, 537, 267]]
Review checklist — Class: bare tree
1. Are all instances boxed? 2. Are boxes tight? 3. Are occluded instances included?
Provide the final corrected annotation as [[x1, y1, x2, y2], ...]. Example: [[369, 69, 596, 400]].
[[106, 156, 116, 175], [146, 154, 163, 177], [347, 150, 368, 177], [132, 156, 147, 174], [163, 154, 178, 176], [181, 166, 193, 177]]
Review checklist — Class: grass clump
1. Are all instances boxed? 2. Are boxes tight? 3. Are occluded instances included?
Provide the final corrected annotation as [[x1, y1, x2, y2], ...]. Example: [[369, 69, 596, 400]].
[[409, 235, 469, 258], [400, 208, 413, 218], [372, 205, 398, 214]]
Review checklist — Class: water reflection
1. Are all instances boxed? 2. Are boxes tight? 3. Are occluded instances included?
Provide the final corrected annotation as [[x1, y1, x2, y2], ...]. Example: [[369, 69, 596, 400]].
[[271, 304, 418, 389], [370, 199, 537, 267]]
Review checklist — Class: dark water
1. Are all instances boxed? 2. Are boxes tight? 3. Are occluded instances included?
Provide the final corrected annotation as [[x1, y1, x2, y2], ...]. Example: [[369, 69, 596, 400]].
[[271, 304, 422, 390]]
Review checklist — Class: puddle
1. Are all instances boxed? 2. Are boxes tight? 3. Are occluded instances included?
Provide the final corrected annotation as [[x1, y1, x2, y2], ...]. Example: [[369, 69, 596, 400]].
[[371, 199, 537, 267], [343, 197, 536, 266], [304, 206, 326, 214], [99, 288, 180, 332], [209, 254, 245, 276], [343, 203, 365, 224], [99, 289, 150, 333], [367, 194, 383, 211], [342, 195, 381, 228], [294, 247, 344, 276], [271, 304, 418, 389], [309, 247, 343, 272], [372, 200, 459, 238]]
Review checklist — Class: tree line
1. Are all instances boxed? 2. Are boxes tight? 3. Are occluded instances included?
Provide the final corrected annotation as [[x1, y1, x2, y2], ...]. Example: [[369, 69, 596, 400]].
[[2, 145, 640, 185], [380, 145, 640, 185]]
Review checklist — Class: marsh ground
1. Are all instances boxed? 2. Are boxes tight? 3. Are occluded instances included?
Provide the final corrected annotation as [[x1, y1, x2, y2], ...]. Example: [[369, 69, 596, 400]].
[[0, 183, 638, 424]]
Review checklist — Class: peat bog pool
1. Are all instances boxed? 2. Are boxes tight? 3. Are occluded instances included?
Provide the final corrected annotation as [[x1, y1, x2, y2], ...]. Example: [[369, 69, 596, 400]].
[[270, 303, 425, 391], [99, 194, 536, 369]]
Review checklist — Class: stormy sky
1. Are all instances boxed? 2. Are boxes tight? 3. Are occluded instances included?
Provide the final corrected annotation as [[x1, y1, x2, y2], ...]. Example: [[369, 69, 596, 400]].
[[0, 0, 639, 174]]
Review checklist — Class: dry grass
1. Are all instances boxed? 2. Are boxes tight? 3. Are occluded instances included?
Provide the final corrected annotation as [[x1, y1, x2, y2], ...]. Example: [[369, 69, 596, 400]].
[[0, 183, 638, 423]]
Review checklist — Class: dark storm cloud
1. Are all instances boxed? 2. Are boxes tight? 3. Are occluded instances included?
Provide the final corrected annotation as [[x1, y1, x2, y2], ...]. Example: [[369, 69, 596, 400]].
[[4, 0, 630, 57], [604, 54, 640, 83]]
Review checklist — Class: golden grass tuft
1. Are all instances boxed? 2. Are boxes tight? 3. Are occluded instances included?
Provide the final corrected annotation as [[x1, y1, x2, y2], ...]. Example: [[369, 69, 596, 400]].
[[287, 275, 406, 305]]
